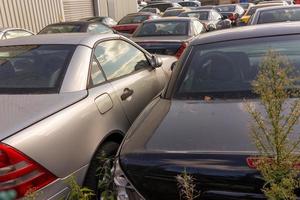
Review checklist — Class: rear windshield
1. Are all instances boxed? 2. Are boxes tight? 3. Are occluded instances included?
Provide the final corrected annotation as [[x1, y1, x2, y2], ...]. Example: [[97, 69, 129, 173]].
[[0, 45, 75, 94], [175, 36, 300, 99], [163, 10, 185, 17], [180, 11, 209, 20], [216, 5, 236, 12], [39, 25, 82, 34], [135, 21, 188, 37], [258, 8, 300, 24], [239, 3, 250, 9], [178, 2, 198, 7], [118, 15, 149, 25], [247, 4, 279, 15]]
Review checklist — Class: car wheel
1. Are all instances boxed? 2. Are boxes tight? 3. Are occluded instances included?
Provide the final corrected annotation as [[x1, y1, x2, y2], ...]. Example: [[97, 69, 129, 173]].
[[83, 141, 120, 199]]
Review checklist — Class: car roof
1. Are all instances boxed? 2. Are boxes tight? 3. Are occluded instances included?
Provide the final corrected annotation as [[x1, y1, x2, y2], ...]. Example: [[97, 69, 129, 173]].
[[183, 9, 212, 13], [46, 21, 100, 26], [256, 5, 300, 12], [0, 33, 119, 48], [127, 12, 156, 16], [250, 2, 284, 7], [145, 17, 192, 22], [0, 27, 32, 32], [191, 22, 300, 46]]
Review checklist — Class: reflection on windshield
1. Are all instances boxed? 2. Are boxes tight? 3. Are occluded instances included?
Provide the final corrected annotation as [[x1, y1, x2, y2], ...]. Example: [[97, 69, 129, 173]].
[[0, 45, 75, 93]]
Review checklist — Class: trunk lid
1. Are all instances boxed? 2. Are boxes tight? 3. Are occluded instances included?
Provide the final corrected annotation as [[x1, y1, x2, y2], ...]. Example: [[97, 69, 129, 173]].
[[120, 99, 300, 199], [132, 36, 191, 56], [0, 91, 87, 140]]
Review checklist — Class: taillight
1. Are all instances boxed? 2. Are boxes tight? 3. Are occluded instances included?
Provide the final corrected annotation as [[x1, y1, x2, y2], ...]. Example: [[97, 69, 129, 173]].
[[0, 143, 56, 198], [228, 13, 237, 21], [175, 42, 188, 59]]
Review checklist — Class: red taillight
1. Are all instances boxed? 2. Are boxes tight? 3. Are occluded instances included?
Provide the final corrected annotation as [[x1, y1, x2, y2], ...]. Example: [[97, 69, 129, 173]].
[[228, 13, 237, 21], [0, 143, 56, 198], [175, 42, 188, 59]]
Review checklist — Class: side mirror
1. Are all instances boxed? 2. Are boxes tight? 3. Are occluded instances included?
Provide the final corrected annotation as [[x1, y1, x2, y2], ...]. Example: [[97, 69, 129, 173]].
[[171, 61, 177, 71], [150, 55, 162, 68]]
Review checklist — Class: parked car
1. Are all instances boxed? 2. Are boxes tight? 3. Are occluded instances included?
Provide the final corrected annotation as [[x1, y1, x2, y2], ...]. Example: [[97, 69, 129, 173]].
[[0, 28, 33, 40], [80, 16, 118, 27], [162, 8, 190, 17], [179, 9, 231, 31], [114, 22, 300, 200], [0, 33, 175, 199], [113, 12, 160, 35], [131, 17, 206, 59], [139, 7, 161, 14], [38, 21, 115, 34], [216, 4, 245, 25], [239, 3, 285, 25], [178, 1, 201, 9], [197, 5, 217, 10], [257, 0, 289, 5], [239, 2, 254, 10], [248, 6, 300, 25], [142, 2, 182, 13]]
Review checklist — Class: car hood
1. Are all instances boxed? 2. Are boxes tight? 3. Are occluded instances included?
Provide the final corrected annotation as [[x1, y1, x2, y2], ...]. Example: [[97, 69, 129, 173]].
[[0, 91, 87, 140], [132, 35, 192, 43], [121, 98, 300, 154]]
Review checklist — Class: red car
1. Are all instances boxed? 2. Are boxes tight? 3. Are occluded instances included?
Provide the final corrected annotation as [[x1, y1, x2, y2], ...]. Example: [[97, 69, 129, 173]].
[[113, 12, 160, 35]]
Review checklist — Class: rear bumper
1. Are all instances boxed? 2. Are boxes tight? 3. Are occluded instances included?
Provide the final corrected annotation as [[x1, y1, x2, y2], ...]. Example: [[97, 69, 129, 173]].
[[26, 165, 88, 200]]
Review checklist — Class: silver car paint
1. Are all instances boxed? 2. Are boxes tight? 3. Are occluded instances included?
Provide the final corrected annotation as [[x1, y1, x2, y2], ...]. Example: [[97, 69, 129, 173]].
[[0, 92, 87, 140], [0, 33, 173, 199]]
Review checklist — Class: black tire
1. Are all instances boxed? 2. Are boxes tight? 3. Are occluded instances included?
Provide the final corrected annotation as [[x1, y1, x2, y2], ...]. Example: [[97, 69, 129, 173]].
[[83, 141, 120, 199]]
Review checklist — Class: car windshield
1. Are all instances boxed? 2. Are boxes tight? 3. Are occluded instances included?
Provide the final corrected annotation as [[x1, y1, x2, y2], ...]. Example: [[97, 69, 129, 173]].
[[118, 15, 149, 24], [135, 21, 188, 36], [180, 11, 209, 20], [216, 5, 236, 12], [163, 9, 185, 17], [145, 3, 172, 12], [257, 8, 300, 24], [39, 25, 82, 34], [175, 36, 300, 99], [178, 2, 197, 7], [0, 45, 75, 93]]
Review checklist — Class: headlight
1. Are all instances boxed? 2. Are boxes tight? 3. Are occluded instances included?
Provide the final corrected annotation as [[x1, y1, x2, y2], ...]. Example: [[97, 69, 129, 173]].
[[113, 159, 145, 200]]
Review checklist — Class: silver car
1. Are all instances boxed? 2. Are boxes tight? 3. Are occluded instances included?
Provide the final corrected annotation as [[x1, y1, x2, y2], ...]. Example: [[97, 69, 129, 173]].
[[0, 28, 34, 40], [0, 33, 174, 199]]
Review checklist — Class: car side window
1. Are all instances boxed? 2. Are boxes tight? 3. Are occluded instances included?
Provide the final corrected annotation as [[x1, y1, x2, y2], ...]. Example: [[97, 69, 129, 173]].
[[90, 57, 106, 86], [87, 24, 114, 34], [3, 30, 33, 39], [94, 40, 150, 80]]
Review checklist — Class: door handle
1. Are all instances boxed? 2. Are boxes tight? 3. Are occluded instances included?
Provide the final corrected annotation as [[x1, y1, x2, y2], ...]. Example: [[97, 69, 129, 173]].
[[121, 88, 134, 101]]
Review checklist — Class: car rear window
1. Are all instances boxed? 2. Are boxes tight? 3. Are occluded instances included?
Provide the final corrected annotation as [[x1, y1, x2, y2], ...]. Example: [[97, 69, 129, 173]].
[[135, 21, 188, 36], [118, 15, 150, 25], [216, 5, 236, 12], [178, 2, 198, 7], [39, 25, 82, 34], [163, 9, 185, 17], [180, 11, 209, 20], [175, 35, 300, 99], [257, 8, 300, 24], [0, 45, 75, 94]]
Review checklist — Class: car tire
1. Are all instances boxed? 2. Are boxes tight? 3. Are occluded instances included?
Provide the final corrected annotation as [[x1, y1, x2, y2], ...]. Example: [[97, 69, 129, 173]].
[[83, 141, 120, 199]]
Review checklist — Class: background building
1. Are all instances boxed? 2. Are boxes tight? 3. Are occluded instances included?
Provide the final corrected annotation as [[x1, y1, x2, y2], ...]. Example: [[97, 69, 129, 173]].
[[0, 0, 137, 33]]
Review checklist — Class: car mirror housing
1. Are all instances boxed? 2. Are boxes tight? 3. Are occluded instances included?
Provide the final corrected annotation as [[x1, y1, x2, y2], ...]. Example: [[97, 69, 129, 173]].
[[151, 55, 163, 68]]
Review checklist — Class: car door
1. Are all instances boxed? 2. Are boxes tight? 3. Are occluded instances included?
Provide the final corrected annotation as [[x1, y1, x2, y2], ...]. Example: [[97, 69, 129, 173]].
[[94, 38, 165, 123]]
